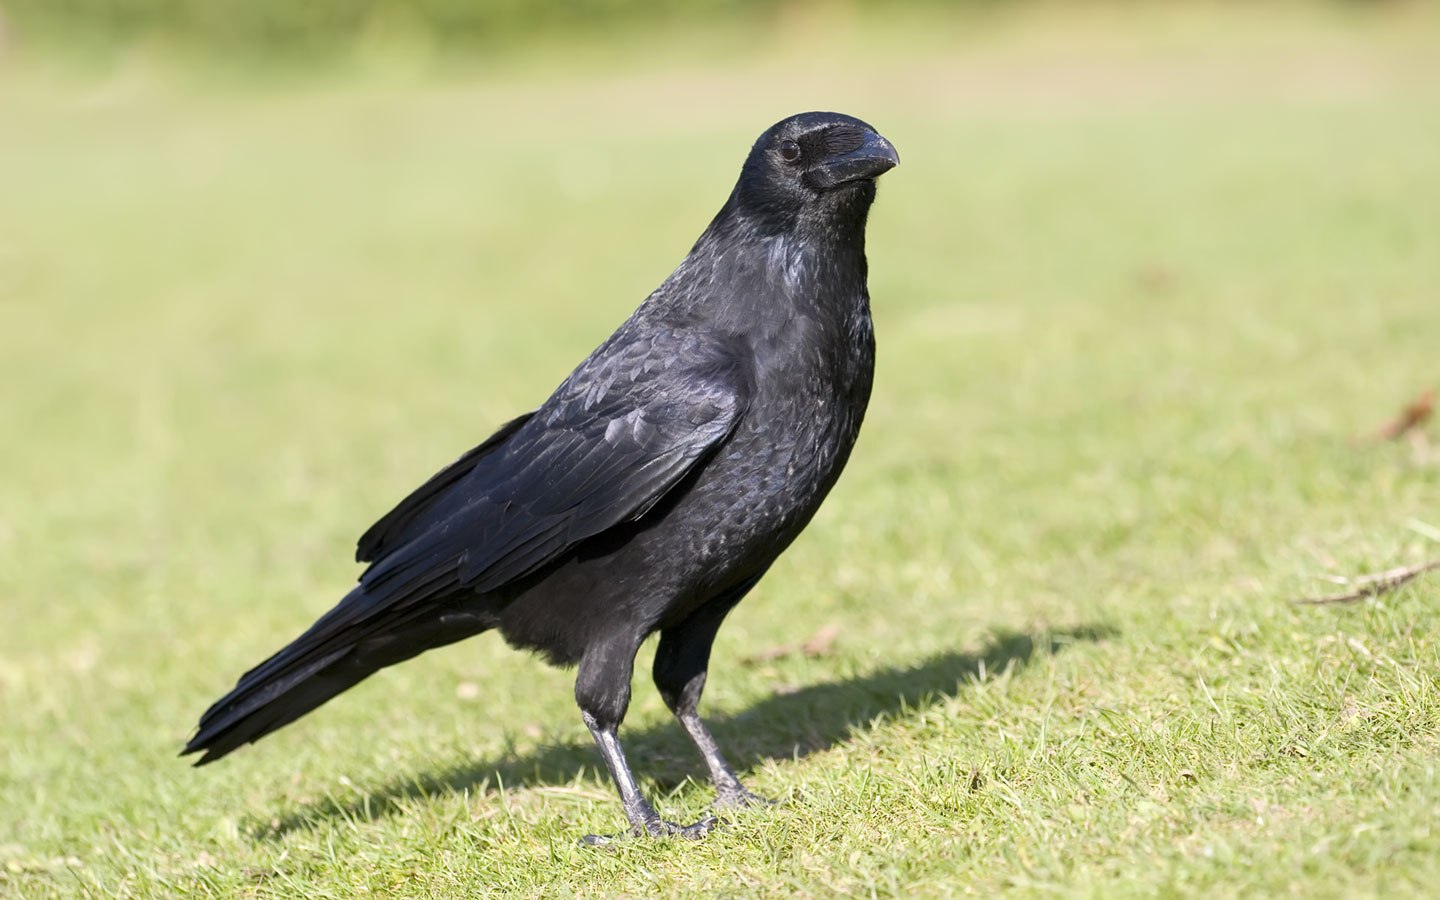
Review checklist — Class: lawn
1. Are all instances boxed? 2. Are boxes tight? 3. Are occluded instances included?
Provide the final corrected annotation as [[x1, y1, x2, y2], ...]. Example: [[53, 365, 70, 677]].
[[3, 5, 1439, 896]]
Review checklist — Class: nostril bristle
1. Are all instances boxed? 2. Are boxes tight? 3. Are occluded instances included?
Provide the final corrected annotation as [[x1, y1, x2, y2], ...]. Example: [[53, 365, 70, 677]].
[[821, 126, 866, 155]]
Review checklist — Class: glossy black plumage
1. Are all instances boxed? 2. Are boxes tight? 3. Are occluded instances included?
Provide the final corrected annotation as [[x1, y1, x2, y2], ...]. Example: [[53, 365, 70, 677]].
[[184, 111, 898, 839]]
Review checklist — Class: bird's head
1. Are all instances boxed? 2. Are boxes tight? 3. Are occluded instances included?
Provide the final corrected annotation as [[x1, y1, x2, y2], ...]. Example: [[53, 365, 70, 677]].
[[729, 112, 899, 235]]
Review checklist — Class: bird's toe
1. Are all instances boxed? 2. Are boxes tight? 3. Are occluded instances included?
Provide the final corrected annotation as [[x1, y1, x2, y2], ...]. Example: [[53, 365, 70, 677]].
[[580, 831, 619, 848], [580, 815, 719, 847], [664, 816, 719, 839]]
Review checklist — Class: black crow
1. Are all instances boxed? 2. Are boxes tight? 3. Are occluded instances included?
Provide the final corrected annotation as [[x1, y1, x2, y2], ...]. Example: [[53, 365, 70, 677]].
[[184, 111, 899, 841]]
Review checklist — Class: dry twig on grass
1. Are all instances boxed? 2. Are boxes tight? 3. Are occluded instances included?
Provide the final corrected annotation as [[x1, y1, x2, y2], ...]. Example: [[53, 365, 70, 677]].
[[1371, 388, 1434, 442], [743, 623, 841, 664], [1294, 560, 1440, 605]]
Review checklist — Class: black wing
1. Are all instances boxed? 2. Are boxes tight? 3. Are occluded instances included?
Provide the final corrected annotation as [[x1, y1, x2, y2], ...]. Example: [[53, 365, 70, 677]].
[[360, 327, 751, 599]]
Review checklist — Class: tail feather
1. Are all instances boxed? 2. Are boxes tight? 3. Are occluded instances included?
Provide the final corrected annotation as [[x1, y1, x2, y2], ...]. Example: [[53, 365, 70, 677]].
[[183, 579, 493, 765], [186, 659, 361, 764]]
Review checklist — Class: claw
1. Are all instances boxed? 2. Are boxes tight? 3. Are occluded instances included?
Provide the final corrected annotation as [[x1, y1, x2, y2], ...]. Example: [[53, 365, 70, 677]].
[[661, 815, 719, 839], [580, 815, 720, 847], [580, 832, 616, 847]]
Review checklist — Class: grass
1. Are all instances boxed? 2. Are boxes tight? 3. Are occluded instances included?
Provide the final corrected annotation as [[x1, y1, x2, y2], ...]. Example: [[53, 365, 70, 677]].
[[3, 5, 1440, 896]]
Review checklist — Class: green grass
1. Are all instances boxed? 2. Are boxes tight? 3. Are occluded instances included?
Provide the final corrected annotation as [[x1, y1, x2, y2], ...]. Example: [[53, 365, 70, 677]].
[[3, 6, 1440, 896]]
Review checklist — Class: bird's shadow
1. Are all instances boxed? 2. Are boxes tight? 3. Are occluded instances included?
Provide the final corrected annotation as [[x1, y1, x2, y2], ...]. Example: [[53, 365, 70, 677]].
[[256, 624, 1114, 839]]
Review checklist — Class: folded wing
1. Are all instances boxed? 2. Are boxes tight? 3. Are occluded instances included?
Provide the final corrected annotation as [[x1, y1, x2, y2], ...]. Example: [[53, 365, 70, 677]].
[[313, 329, 751, 649]]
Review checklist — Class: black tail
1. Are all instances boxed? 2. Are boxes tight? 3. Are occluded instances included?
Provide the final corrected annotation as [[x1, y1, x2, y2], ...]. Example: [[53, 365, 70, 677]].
[[182, 582, 492, 765]]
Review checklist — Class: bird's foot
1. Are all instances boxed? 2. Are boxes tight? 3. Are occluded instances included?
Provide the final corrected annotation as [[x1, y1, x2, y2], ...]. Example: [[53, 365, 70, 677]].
[[713, 786, 775, 810], [580, 815, 719, 847]]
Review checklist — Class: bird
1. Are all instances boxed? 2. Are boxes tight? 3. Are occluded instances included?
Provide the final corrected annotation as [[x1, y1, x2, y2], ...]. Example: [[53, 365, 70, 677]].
[[183, 111, 899, 841]]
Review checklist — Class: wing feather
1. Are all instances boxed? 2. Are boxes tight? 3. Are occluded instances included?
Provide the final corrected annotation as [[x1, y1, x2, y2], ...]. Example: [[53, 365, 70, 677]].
[[359, 329, 751, 598]]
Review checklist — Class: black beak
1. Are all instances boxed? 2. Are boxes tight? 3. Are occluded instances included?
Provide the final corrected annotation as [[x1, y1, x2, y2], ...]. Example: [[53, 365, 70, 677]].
[[807, 131, 900, 191]]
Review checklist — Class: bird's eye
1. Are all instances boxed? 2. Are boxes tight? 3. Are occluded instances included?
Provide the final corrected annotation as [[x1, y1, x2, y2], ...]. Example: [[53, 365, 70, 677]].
[[778, 140, 802, 163]]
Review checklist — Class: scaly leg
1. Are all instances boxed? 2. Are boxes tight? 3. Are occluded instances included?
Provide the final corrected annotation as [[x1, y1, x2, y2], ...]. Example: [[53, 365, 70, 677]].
[[653, 581, 774, 809], [576, 631, 717, 844]]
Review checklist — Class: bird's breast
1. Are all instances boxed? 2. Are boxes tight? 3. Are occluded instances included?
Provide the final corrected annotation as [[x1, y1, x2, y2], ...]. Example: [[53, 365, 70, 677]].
[[681, 293, 874, 578]]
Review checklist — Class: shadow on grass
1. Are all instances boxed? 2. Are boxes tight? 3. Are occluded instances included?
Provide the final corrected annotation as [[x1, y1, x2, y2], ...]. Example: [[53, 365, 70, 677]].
[[258, 624, 1114, 839]]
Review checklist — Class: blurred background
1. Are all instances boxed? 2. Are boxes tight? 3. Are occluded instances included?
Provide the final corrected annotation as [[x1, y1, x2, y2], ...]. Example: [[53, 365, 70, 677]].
[[3, 0, 1439, 894]]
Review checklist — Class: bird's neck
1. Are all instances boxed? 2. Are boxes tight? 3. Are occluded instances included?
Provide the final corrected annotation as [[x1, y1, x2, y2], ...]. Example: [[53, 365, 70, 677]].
[[712, 180, 876, 247], [653, 205, 872, 341]]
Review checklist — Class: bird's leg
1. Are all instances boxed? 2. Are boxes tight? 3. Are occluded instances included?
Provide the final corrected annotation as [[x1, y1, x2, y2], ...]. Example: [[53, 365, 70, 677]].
[[674, 693, 772, 809], [581, 713, 716, 843], [654, 603, 773, 810], [576, 632, 717, 845]]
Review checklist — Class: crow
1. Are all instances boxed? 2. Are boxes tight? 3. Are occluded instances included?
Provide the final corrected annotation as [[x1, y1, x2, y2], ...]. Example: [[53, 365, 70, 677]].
[[183, 111, 899, 841]]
